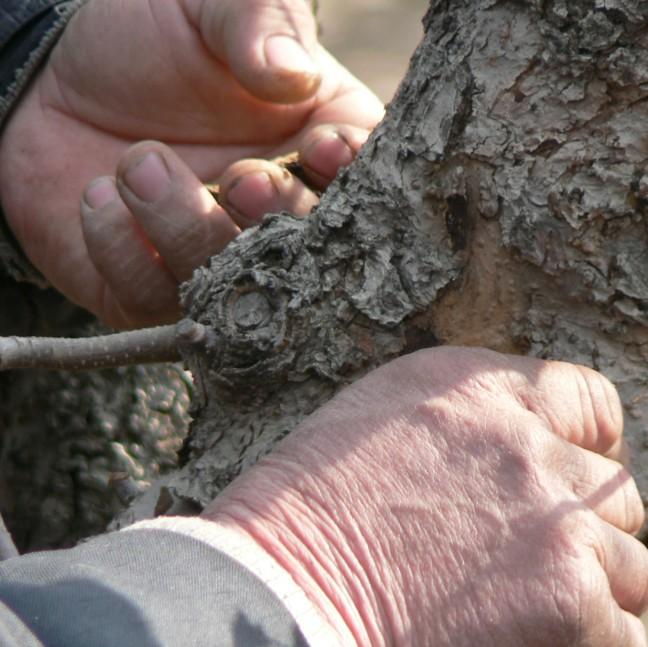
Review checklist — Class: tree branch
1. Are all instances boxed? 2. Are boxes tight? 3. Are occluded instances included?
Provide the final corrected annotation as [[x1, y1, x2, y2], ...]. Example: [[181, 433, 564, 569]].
[[0, 319, 207, 371]]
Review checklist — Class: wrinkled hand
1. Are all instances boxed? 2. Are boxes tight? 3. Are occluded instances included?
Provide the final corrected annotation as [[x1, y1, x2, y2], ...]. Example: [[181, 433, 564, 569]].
[[0, 0, 383, 328], [205, 348, 648, 646]]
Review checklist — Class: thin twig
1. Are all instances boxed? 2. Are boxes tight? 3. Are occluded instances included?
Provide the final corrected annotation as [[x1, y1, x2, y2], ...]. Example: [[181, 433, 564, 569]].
[[0, 512, 18, 561], [0, 319, 207, 371]]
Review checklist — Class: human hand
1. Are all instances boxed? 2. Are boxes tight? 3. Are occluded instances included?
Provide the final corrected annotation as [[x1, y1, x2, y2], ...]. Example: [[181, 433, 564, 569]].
[[0, 0, 383, 328], [204, 347, 648, 646]]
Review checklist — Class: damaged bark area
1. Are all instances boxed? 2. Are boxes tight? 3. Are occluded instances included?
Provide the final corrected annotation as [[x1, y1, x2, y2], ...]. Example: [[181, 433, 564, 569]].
[[107, 0, 648, 526]]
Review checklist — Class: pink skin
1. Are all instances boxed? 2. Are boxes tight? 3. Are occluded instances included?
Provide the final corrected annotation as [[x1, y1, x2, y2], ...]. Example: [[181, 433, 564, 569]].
[[0, 0, 384, 328], [204, 348, 648, 646]]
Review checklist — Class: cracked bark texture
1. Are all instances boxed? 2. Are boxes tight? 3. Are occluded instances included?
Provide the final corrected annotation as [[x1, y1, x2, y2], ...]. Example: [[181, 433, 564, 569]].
[[116, 0, 648, 528]]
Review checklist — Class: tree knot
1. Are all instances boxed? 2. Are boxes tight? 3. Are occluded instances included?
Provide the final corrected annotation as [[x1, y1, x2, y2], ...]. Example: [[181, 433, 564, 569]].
[[180, 214, 322, 386]]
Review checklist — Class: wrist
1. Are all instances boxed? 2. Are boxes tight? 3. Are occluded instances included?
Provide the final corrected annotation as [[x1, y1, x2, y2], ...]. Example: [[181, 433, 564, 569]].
[[128, 515, 347, 646], [205, 456, 404, 647]]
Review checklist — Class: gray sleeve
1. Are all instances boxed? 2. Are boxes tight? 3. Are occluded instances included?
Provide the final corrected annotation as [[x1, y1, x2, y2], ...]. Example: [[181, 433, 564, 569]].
[[0, 528, 310, 647]]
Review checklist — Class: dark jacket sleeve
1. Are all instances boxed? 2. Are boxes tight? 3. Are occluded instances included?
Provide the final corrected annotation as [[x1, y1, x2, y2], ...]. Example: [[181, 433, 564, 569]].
[[0, 0, 86, 128], [0, 0, 86, 283], [0, 528, 310, 647]]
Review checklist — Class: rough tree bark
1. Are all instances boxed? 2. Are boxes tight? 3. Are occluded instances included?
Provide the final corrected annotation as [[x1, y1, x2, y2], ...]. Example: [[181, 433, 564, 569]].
[[107, 0, 648, 529]]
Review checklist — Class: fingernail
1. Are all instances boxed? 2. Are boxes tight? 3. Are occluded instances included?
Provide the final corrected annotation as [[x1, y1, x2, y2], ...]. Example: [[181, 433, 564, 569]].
[[84, 177, 118, 210], [123, 152, 170, 203], [265, 35, 318, 76], [303, 132, 354, 179], [225, 172, 279, 222]]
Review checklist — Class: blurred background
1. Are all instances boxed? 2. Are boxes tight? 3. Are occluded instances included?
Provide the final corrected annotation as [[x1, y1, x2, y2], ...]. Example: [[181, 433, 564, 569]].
[[318, 0, 429, 104]]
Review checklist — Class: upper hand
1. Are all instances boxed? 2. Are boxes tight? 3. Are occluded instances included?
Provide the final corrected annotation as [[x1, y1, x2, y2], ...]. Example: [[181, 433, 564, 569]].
[[205, 348, 648, 646], [0, 0, 383, 328]]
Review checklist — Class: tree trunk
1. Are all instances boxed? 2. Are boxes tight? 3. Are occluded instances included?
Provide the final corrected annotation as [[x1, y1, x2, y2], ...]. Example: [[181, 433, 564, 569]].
[[110, 0, 648, 530]]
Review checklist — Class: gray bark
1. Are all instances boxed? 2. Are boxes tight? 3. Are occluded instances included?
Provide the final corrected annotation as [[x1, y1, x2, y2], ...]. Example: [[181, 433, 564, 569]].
[[113, 0, 648, 531]]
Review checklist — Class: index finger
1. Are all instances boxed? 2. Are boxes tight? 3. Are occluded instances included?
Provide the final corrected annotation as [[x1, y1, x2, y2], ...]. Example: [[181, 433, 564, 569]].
[[504, 355, 625, 461]]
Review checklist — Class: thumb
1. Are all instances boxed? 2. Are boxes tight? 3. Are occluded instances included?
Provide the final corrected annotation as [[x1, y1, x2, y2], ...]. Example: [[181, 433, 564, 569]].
[[187, 0, 321, 103]]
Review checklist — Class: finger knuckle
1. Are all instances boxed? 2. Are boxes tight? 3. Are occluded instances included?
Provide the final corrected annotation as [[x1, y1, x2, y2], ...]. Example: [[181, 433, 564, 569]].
[[574, 364, 624, 454], [618, 469, 644, 535]]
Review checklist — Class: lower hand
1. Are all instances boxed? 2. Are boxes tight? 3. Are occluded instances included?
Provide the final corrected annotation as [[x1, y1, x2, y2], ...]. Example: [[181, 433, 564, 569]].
[[205, 347, 648, 646]]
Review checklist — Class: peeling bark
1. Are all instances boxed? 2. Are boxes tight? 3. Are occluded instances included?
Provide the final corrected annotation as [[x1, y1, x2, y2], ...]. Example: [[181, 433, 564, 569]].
[[108, 0, 648, 528]]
